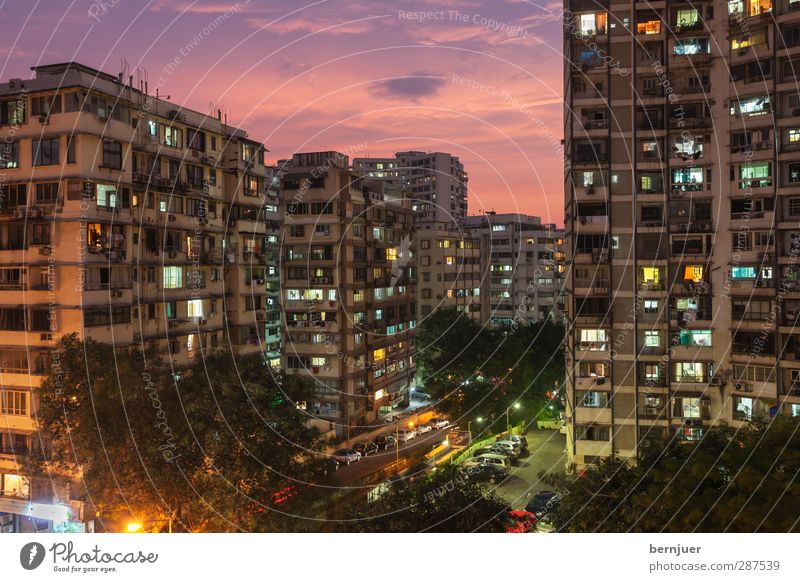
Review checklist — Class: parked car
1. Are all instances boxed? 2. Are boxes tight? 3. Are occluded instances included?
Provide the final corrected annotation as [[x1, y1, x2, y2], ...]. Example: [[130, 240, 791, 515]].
[[559, 422, 567, 435], [474, 445, 516, 462], [332, 448, 361, 465], [496, 438, 523, 453], [475, 454, 510, 470], [412, 390, 432, 400], [383, 414, 402, 424], [429, 417, 450, 429], [416, 423, 433, 434], [352, 441, 378, 457], [525, 491, 561, 519], [462, 456, 488, 469], [396, 428, 418, 443], [503, 434, 529, 450], [462, 463, 508, 484], [375, 435, 398, 449], [493, 441, 521, 457]]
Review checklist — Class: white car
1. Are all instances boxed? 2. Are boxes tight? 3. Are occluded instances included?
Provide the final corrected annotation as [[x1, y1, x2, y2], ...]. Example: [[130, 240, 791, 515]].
[[429, 417, 450, 429], [476, 454, 511, 470], [412, 390, 432, 400], [383, 414, 402, 424], [462, 456, 486, 469], [331, 448, 361, 465], [416, 423, 433, 434], [396, 428, 418, 442]]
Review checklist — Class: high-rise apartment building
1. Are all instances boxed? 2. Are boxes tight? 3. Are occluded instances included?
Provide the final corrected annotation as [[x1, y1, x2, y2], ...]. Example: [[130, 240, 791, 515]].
[[0, 62, 278, 531], [464, 213, 565, 327], [564, 0, 800, 469], [279, 152, 416, 433], [414, 222, 482, 321], [353, 150, 468, 226]]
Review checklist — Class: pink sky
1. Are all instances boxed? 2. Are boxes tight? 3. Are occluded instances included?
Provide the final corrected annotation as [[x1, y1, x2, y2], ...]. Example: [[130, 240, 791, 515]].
[[1, 0, 565, 224]]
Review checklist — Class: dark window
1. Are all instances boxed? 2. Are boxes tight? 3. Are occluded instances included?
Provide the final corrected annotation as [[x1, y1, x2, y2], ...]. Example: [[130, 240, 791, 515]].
[[67, 136, 76, 164], [32, 138, 60, 166], [0, 142, 19, 169], [102, 140, 122, 169], [0, 98, 25, 125], [84, 306, 131, 327], [35, 182, 59, 204]]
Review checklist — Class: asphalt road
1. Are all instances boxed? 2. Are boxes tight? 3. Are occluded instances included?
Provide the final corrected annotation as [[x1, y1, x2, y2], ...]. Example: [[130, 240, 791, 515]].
[[493, 429, 568, 509], [329, 428, 451, 486]]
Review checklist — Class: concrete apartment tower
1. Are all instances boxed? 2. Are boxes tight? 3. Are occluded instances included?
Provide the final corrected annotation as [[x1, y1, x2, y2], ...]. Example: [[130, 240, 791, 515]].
[[464, 213, 566, 327], [0, 62, 279, 531], [353, 151, 468, 226], [564, 0, 800, 469], [354, 152, 474, 322], [279, 152, 416, 434]]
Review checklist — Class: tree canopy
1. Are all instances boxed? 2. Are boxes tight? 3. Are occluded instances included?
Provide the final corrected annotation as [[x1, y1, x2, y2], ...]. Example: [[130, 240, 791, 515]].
[[344, 464, 511, 532], [31, 334, 324, 532], [415, 309, 564, 431], [545, 417, 800, 532]]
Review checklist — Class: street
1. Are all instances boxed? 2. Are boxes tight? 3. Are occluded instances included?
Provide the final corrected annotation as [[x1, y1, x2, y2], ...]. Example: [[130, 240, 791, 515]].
[[328, 427, 450, 486], [493, 429, 567, 510]]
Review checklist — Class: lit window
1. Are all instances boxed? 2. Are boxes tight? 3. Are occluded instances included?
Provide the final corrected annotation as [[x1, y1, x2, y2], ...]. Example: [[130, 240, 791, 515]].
[[683, 265, 704, 282], [636, 20, 661, 35], [373, 348, 386, 362], [641, 267, 660, 285], [730, 266, 757, 279], [163, 266, 183, 289], [644, 331, 660, 347], [187, 299, 203, 318]]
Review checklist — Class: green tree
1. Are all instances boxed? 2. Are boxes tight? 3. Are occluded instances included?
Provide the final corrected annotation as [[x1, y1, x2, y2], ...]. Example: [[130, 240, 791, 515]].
[[545, 418, 800, 532], [31, 334, 324, 532], [344, 464, 511, 532], [415, 309, 564, 431]]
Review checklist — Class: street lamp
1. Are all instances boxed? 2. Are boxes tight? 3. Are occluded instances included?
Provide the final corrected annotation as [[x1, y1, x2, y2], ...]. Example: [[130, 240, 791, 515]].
[[125, 515, 173, 533], [506, 402, 521, 432], [468, 417, 484, 441]]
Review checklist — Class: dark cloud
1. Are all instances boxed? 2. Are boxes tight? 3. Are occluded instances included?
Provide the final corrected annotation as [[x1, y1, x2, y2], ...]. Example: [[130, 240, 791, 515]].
[[370, 72, 446, 101]]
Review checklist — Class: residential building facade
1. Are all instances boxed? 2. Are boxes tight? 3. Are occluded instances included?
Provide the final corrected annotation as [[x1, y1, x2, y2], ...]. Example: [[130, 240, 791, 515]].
[[464, 213, 565, 327], [0, 62, 278, 531], [279, 152, 416, 433], [564, 0, 800, 469], [353, 150, 468, 226], [414, 222, 482, 321]]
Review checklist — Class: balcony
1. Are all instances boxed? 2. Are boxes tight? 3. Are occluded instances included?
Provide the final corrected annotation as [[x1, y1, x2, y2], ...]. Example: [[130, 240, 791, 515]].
[[573, 278, 609, 294], [638, 405, 667, 420]]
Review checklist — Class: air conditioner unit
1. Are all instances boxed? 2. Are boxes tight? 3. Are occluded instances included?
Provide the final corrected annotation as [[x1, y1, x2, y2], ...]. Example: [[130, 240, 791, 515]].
[[38, 246, 51, 256], [40, 333, 52, 341], [734, 382, 750, 392], [645, 406, 659, 415], [793, 108, 800, 116], [168, 215, 176, 222], [98, 110, 109, 121], [39, 114, 50, 125], [200, 319, 207, 325]]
